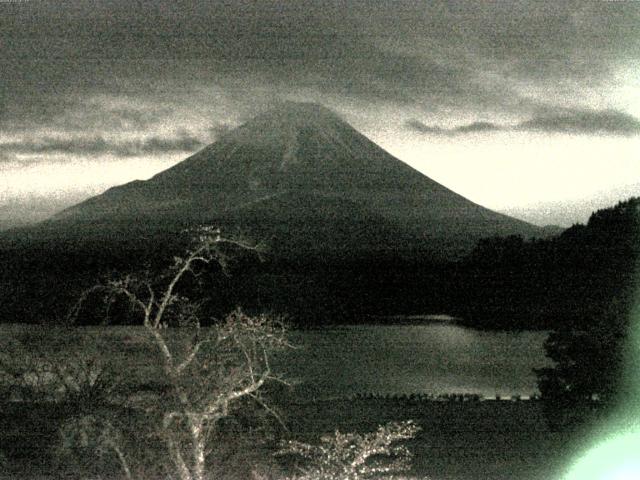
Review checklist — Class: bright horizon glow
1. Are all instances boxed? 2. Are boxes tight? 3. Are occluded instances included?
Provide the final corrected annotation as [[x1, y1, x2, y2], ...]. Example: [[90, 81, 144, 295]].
[[382, 132, 640, 211], [2, 128, 639, 228], [0, 156, 180, 202]]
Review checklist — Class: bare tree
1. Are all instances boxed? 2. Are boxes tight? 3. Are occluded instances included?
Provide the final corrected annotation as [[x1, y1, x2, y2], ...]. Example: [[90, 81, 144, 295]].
[[66, 227, 289, 480], [277, 420, 421, 480]]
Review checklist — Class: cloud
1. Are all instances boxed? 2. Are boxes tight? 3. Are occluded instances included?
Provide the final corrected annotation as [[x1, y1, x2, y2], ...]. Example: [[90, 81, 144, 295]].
[[518, 110, 640, 136], [407, 110, 640, 136], [134, 135, 205, 154], [404, 120, 446, 135], [208, 123, 235, 139], [454, 122, 501, 134], [1, 133, 205, 158], [74, 104, 173, 132], [405, 119, 501, 135], [10, 0, 637, 124], [2, 0, 639, 155], [0, 95, 174, 134]]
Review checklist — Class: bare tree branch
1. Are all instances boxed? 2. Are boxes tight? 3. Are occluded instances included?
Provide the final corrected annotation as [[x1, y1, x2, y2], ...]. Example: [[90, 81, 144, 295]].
[[61, 228, 288, 480]]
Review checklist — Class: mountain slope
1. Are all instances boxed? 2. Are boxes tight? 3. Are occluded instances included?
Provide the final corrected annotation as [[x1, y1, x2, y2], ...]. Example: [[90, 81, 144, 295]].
[[46, 102, 541, 258]]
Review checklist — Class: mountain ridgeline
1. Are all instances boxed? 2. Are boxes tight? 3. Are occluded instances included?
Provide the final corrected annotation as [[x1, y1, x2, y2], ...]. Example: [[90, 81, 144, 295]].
[[43, 102, 541, 258]]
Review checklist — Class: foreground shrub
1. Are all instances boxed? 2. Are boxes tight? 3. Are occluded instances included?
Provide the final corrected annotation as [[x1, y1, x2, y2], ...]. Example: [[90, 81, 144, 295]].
[[277, 420, 421, 480]]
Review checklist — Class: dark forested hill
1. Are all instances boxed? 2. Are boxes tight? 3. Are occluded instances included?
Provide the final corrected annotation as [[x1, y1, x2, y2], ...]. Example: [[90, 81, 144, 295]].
[[453, 197, 640, 330]]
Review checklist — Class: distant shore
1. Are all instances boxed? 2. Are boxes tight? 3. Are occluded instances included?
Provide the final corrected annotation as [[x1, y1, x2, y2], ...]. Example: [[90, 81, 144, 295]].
[[362, 313, 461, 325]]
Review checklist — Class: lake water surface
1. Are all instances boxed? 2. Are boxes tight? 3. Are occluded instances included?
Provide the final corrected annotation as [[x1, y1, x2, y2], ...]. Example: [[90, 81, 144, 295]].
[[0, 322, 552, 402], [272, 323, 552, 400]]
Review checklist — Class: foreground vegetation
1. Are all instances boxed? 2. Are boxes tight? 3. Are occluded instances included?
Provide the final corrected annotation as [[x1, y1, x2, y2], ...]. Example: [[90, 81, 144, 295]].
[[0, 317, 599, 479], [1, 229, 425, 480], [1, 198, 637, 478], [1, 396, 583, 480]]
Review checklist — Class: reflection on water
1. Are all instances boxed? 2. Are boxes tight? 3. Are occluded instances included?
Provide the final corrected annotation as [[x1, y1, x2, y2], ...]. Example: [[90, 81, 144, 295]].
[[272, 323, 552, 400]]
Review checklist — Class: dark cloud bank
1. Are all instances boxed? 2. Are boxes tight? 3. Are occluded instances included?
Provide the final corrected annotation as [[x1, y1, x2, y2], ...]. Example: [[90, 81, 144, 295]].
[[2, 0, 639, 133], [1, 133, 205, 159], [8, 108, 637, 161], [406, 109, 640, 136]]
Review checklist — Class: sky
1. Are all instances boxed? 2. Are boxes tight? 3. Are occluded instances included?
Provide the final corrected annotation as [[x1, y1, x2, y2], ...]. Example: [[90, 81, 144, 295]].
[[1, 0, 639, 228]]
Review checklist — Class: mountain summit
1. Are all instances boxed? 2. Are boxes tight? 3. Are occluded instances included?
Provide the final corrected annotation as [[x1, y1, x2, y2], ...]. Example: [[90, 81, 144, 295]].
[[50, 102, 541, 257]]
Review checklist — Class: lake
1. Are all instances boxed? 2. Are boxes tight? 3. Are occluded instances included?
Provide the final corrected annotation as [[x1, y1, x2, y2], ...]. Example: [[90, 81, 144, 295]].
[[0, 322, 552, 401], [273, 323, 552, 400]]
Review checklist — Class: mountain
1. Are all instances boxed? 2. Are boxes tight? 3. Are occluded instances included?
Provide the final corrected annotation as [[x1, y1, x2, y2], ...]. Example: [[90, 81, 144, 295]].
[[0, 102, 558, 324], [38, 102, 543, 258]]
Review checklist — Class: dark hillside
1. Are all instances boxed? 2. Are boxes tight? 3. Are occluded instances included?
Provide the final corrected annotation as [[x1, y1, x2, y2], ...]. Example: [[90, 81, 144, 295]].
[[453, 197, 640, 330]]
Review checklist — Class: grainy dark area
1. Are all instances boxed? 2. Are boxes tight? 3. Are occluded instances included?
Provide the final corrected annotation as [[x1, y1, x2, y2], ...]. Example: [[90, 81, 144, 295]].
[[1, 398, 586, 480], [1, 2, 639, 479]]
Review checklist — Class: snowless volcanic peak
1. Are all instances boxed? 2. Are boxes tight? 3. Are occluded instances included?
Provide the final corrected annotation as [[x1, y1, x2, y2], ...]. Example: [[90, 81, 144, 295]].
[[237, 101, 343, 132], [151, 100, 417, 191], [48, 102, 542, 257]]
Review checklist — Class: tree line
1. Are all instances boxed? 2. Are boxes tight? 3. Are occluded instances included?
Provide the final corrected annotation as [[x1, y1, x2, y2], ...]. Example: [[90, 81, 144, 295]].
[[452, 197, 639, 330], [1, 199, 638, 332]]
